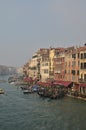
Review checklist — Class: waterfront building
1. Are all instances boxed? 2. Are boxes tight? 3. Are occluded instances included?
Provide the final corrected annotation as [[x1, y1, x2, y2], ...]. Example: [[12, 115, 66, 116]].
[[49, 48, 55, 79], [64, 45, 86, 97], [54, 48, 65, 81], [37, 48, 49, 81], [23, 62, 29, 77], [17, 67, 23, 75], [65, 46, 80, 83], [79, 45, 86, 81], [36, 51, 41, 80], [72, 47, 80, 83], [40, 56, 49, 81], [22, 44, 86, 98], [78, 45, 86, 95], [28, 53, 38, 78], [65, 47, 74, 81]]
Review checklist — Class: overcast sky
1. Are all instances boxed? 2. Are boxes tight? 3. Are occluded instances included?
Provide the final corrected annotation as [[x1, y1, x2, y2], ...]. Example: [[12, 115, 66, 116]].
[[0, 0, 86, 67]]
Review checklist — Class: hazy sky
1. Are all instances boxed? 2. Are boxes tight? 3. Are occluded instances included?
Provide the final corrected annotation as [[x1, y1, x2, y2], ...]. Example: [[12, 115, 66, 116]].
[[0, 0, 86, 67]]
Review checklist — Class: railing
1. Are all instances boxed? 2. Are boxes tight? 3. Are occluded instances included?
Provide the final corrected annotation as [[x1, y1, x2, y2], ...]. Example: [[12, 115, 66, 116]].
[[78, 78, 86, 83]]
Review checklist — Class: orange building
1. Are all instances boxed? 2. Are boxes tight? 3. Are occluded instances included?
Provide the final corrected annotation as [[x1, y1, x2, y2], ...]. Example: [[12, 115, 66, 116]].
[[65, 46, 80, 83]]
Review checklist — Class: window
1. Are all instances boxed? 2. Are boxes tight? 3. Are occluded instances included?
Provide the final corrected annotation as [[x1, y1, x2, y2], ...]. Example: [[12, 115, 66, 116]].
[[81, 53, 83, 59], [84, 53, 86, 58], [72, 54, 76, 58], [44, 69, 48, 73], [78, 53, 79, 58], [81, 63, 83, 69], [84, 74, 86, 81], [77, 70, 79, 75], [65, 70, 66, 74], [71, 70, 75, 75], [84, 62, 86, 69], [81, 74, 83, 79]]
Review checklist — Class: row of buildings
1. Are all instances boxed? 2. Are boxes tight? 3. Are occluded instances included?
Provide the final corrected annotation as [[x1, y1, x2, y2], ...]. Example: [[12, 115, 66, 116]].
[[23, 45, 86, 82], [23, 44, 86, 96]]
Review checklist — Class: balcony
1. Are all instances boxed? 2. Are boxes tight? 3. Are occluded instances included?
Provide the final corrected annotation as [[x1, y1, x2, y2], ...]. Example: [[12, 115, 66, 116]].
[[54, 70, 61, 74], [78, 78, 86, 83]]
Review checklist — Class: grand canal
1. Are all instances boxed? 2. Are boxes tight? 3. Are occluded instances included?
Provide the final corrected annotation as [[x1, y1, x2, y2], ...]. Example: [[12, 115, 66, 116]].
[[0, 76, 86, 130]]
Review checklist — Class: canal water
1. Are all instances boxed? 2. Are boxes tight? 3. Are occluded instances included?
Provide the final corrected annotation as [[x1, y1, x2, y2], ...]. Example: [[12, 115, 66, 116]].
[[0, 76, 86, 130]]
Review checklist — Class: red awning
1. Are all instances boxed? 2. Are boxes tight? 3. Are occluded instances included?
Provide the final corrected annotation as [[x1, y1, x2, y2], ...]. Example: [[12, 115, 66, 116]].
[[53, 81, 73, 87], [80, 83, 86, 87], [37, 81, 51, 87], [37, 81, 73, 87], [24, 77, 33, 82]]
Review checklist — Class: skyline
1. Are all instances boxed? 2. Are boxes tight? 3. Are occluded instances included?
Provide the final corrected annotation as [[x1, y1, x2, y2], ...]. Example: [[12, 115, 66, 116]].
[[0, 0, 86, 67]]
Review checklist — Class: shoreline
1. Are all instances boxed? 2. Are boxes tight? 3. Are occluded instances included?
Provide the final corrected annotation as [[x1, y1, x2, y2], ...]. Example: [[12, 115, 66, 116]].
[[66, 94, 86, 101]]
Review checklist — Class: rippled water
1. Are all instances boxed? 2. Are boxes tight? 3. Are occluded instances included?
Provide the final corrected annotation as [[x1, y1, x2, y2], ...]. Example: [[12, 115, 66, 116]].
[[0, 76, 86, 130]]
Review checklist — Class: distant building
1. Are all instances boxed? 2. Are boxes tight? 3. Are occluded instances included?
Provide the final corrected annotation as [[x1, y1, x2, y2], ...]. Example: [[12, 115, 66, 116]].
[[17, 67, 23, 75], [29, 53, 38, 78], [23, 62, 29, 77]]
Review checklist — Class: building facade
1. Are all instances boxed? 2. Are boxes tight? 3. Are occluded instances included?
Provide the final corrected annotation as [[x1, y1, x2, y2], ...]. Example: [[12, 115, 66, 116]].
[[28, 53, 38, 78], [37, 48, 49, 81], [49, 48, 55, 79], [65, 46, 80, 83], [54, 48, 65, 81], [79, 46, 86, 81]]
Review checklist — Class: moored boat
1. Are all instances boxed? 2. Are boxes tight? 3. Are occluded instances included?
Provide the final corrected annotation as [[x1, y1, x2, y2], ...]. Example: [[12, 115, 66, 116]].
[[21, 86, 29, 90], [0, 89, 4, 94], [23, 89, 34, 94], [37, 81, 66, 99]]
